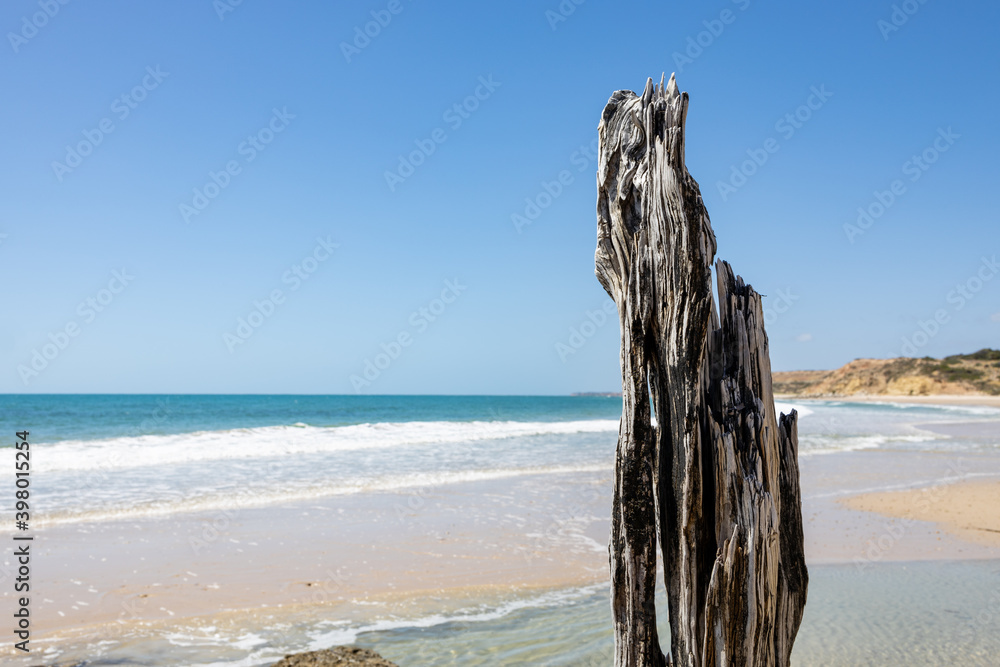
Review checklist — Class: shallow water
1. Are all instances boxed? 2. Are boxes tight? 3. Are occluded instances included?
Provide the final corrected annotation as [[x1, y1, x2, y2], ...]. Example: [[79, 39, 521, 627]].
[[307, 559, 1000, 667]]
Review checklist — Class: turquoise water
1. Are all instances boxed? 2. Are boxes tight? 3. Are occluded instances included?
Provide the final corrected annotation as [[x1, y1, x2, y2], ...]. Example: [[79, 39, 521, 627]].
[[0, 394, 623, 443], [2, 395, 625, 526]]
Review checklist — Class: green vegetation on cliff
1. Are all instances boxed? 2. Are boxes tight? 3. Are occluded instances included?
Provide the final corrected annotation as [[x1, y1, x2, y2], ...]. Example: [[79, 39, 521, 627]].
[[773, 349, 1000, 397]]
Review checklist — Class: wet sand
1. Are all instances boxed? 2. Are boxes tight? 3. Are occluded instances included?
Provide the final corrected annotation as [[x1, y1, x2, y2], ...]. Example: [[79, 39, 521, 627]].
[[843, 479, 1000, 549], [914, 420, 1000, 439], [6, 449, 1000, 650], [2, 472, 613, 641], [801, 449, 1000, 565]]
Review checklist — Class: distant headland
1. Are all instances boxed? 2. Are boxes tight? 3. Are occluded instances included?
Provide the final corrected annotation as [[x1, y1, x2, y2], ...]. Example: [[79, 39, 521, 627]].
[[773, 349, 1000, 398]]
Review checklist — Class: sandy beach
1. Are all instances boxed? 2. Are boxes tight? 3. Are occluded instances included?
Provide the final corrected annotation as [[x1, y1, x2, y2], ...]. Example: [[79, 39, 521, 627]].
[[844, 479, 1000, 549], [5, 473, 611, 638], [10, 449, 1000, 662]]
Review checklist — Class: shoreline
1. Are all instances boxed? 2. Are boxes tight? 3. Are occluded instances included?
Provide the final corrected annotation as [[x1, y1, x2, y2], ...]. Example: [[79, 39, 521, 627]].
[[775, 393, 1000, 408], [841, 478, 1000, 550], [2, 472, 613, 640], [10, 450, 1000, 645], [799, 449, 1000, 565]]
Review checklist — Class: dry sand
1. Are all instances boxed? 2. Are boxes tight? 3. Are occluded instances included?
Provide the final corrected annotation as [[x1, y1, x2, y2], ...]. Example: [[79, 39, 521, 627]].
[[800, 449, 1000, 565], [843, 479, 1000, 549]]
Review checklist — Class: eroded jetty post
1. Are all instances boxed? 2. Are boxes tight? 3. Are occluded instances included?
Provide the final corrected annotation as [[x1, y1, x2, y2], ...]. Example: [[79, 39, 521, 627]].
[[595, 74, 808, 667]]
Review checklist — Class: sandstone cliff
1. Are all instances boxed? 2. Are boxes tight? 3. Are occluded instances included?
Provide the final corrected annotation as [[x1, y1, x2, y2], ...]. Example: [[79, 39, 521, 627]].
[[773, 349, 1000, 397]]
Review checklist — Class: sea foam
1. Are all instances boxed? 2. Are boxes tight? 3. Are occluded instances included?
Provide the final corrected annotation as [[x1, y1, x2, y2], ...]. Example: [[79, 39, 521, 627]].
[[35, 419, 621, 473]]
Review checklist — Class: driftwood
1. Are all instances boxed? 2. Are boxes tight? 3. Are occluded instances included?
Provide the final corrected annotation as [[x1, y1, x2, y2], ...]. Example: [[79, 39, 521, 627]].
[[595, 74, 808, 667]]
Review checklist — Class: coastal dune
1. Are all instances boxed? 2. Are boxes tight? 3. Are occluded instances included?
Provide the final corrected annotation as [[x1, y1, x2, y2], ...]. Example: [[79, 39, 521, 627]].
[[773, 349, 1000, 399]]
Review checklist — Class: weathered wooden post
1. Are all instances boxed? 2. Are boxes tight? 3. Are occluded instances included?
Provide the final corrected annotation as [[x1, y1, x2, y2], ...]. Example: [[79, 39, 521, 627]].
[[595, 74, 808, 667]]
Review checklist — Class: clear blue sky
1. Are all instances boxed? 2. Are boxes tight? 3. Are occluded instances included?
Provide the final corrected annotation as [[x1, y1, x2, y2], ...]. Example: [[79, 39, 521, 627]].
[[2, 0, 998, 394]]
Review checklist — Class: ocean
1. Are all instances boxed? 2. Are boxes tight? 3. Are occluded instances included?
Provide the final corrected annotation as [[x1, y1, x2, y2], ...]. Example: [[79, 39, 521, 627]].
[[2, 395, 1000, 665]]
